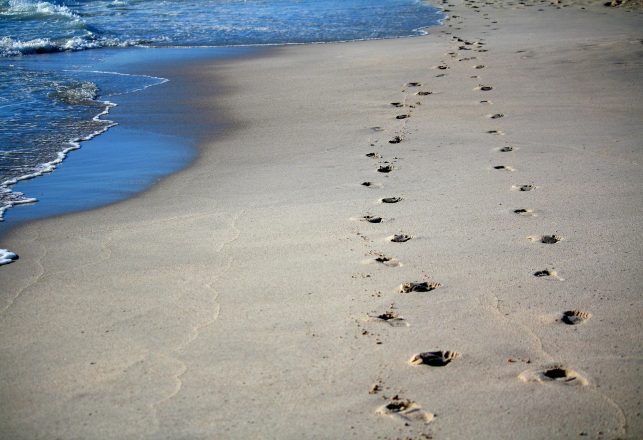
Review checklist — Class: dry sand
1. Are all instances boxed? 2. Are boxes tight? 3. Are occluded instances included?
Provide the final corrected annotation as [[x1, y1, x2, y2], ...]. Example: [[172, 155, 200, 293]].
[[1, 1, 642, 439]]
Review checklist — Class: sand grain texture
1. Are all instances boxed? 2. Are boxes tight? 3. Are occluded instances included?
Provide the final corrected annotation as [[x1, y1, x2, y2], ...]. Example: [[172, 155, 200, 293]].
[[1, 1, 642, 439]]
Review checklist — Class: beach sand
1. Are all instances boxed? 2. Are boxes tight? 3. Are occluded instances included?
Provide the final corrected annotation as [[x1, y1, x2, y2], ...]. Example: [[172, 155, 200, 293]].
[[1, 1, 642, 439]]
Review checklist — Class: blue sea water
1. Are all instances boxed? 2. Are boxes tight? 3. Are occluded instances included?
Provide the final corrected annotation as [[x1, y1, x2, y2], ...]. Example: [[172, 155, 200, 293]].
[[0, 0, 445, 234]]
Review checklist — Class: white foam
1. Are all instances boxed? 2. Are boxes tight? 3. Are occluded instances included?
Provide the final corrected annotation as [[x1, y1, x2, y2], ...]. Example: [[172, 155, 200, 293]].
[[0, 249, 18, 266], [0, 71, 170, 221], [0, 99, 116, 221], [63, 69, 169, 95], [0, 35, 139, 57], [4, 0, 81, 20], [0, 36, 57, 56]]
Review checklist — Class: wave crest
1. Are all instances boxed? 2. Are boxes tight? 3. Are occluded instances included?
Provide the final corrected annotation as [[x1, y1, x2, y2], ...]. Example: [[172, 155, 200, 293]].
[[2, 0, 81, 20], [0, 35, 140, 57]]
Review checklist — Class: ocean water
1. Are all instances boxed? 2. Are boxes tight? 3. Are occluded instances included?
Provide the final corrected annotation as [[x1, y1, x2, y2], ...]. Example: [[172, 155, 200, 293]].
[[0, 0, 444, 245]]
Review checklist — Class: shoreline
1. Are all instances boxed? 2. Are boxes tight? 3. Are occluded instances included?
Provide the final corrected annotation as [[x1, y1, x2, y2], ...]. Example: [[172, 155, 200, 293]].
[[0, 46, 263, 239], [1, 1, 642, 439]]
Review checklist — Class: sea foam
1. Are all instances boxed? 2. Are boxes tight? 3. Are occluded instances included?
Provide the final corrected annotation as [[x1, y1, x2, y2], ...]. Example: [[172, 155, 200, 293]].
[[0, 248, 18, 265]]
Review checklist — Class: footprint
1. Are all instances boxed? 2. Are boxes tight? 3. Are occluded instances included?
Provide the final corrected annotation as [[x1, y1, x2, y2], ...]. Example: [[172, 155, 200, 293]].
[[512, 184, 535, 192], [528, 234, 562, 244], [480, 100, 493, 104], [416, 91, 432, 96], [362, 215, 383, 224], [476, 85, 494, 91], [513, 208, 535, 216], [534, 269, 564, 280], [409, 350, 460, 367], [376, 397, 434, 424], [561, 310, 591, 325], [396, 114, 410, 120], [487, 129, 505, 135], [435, 73, 447, 78], [407, 82, 422, 87], [435, 65, 449, 70], [381, 197, 403, 204], [389, 135, 403, 144], [371, 126, 384, 132], [369, 310, 409, 327], [493, 165, 514, 171], [369, 383, 382, 395], [519, 365, 588, 386], [498, 146, 514, 152], [378, 165, 393, 173], [542, 235, 562, 244], [391, 102, 404, 107], [489, 113, 504, 119], [399, 281, 441, 293], [366, 152, 381, 158], [368, 252, 401, 267], [474, 64, 485, 69], [389, 234, 412, 243]]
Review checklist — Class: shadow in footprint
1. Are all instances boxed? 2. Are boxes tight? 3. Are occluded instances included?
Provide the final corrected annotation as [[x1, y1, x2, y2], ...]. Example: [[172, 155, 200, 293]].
[[519, 364, 588, 385], [389, 136, 403, 144], [528, 234, 562, 244], [362, 215, 383, 224], [513, 208, 535, 216], [389, 234, 412, 243], [378, 165, 393, 173], [369, 310, 409, 327], [369, 253, 401, 267], [399, 281, 441, 293], [381, 197, 403, 204], [534, 269, 563, 280], [513, 184, 535, 192], [410, 350, 460, 367]]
